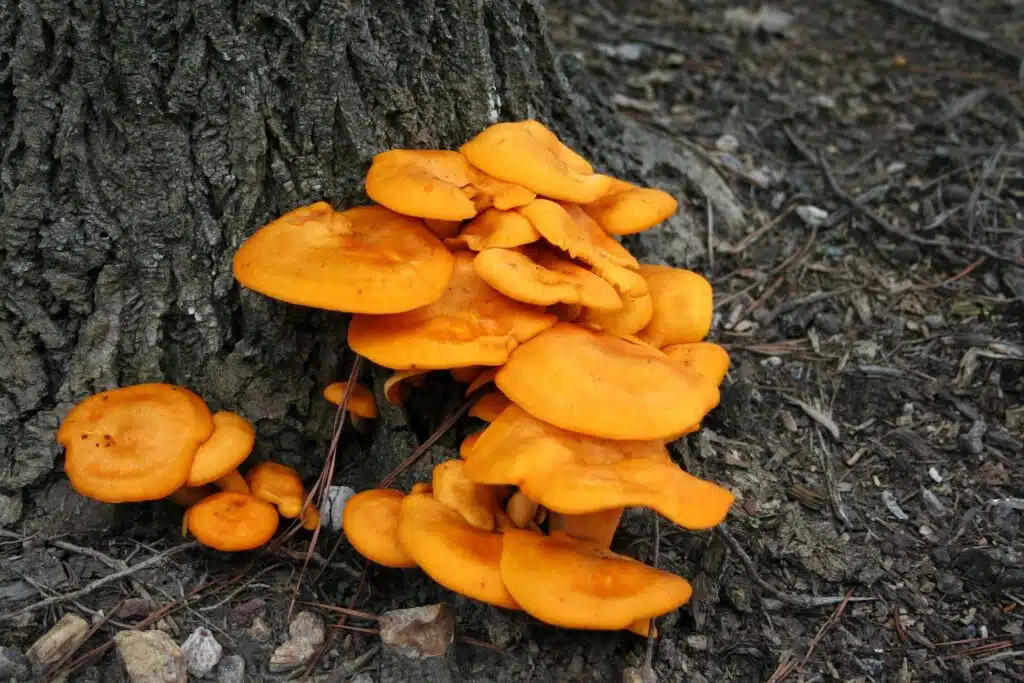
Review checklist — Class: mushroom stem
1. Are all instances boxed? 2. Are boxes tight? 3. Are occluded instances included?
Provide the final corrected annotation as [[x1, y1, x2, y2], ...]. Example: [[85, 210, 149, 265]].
[[214, 470, 249, 494], [548, 508, 624, 549]]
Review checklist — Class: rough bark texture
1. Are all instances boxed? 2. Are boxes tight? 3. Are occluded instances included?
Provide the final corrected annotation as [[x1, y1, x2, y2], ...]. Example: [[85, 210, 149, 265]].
[[0, 0, 743, 526]]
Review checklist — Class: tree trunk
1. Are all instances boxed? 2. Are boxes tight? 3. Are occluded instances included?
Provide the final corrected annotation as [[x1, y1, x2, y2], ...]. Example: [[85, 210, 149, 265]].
[[0, 0, 743, 527]]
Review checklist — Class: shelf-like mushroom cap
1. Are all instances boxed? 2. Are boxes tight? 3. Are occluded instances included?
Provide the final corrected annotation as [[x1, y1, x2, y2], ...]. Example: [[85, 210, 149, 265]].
[[460, 121, 611, 204], [246, 461, 309, 519], [473, 247, 622, 311], [233, 202, 454, 314], [582, 178, 678, 236], [347, 251, 557, 370], [662, 342, 731, 386], [499, 529, 692, 630], [323, 381, 379, 419], [446, 209, 541, 252], [576, 290, 654, 336], [185, 491, 280, 552], [397, 492, 519, 609], [468, 390, 511, 423], [635, 265, 714, 348], [431, 460, 498, 531], [187, 411, 256, 488], [495, 323, 720, 440], [341, 489, 416, 568], [57, 383, 215, 503]]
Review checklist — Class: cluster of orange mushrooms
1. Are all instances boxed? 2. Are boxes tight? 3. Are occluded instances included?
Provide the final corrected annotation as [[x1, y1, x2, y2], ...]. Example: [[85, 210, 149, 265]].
[[54, 119, 734, 636], [56, 385, 321, 551]]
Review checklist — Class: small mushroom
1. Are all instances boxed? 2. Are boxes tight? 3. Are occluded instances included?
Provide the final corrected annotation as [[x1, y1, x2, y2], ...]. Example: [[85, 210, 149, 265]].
[[185, 491, 280, 552], [56, 383, 215, 503], [323, 381, 379, 431], [347, 250, 558, 370], [582, 178, 678, 236], [430, 460, 499, 531], [246, 461, 319, 530], [396, 492, 519, 609], [341, 489, 416, 568], [186, 411, 256, 493], [233, 202, 454, 314], [547, 509, 623, 549], [495, 322, 720, 440], [576, 290, 654, 336], [468, 390, 512, 423], [460, 120, 612, 203], [499, 529, 692, 630], [505, 491, 539, 529], [459, 431, 483, 460], [662, 342, 731, 386], [635, 265, 714, 348], [383, 370, 430, 406], [445, 208, 541, 252]]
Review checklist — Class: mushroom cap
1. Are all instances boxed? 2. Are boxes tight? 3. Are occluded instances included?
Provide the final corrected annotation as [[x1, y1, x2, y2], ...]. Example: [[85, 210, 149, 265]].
[[446, 209, 540, 252], [495, 322, 720, 440], [246, 461, 308, 518], [515, 199, 646, 297], [635, 265, 714, 348], [459, 431, 483, 459], [341, 489, 416, 568], [499, 529, 692, 630], [662, 342, 731, 386], [56, 383, 215, 503], [582, 181, 678, 236], [347, 250, 558, 370], [397, 492, 520, 609], [465, 367, 498, 396], [187, 411, 256, 487], [323, 381, 379, 419], [185, 491, 280, 552], [473, 247, 622, 311], [505, 491, 540, 529], [576, 290, 654, 336], [431, 460, 497, 531], [233, 202, 454, 314], [384, 369, 430, 406], [460, 121, 612, 203], [468, 390, 511, 423], [465, 404, 733, 530], [364, 150, 479, 221], [424, 219, 464, 240]]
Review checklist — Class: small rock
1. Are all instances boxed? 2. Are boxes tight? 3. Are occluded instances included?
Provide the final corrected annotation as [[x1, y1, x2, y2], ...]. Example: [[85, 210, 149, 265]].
[[797, 205, 829, 227], [0, 490, 23, 527], [319, 485, 356, 532], [935, 571, 964, 595], [852, 340, 879, 361], [813, 312, 844, 335], [378, 603, 455, 659], [922, 489, 948, 517], [686, 634, 709, 651], [246, 616, 272, 643], [724, 6, 795, 35], [0, 646, 30, 680], [714, 134, 739, 153], [923, 313, 945, 328], [215, 654, 245, 683], [26, 613, 90, 675], [116, 598, 155, 621], [180, 626, 223, 678], [959, 419, 987, 455], [623, 665, 657, 682], [269, 611, 326, 672], [114, 629, 187, 683], [810, 94, 836, 109], [886, 161, 907, 174], [351, 674, 375, 683]]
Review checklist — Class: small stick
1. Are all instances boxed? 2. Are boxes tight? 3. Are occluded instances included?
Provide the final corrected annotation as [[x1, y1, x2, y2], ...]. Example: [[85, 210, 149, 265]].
[[641, 515, 661, 677], [0, 542, 196, 621]]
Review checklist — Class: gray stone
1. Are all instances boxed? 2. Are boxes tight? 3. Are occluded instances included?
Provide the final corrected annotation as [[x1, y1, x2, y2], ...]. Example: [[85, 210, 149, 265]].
[[114, 629, 187, 683], [180, 626, 222, 678], [215, 654, 245, 683], [269, 611, 325, 672], [0, 490, 22, 527], [26, 613, 90, 675], [378, 603, 456, 659]]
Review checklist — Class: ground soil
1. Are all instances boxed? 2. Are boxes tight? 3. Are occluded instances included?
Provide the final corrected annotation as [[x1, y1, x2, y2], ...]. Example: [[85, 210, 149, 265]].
[[2, 0, 1021, 681]]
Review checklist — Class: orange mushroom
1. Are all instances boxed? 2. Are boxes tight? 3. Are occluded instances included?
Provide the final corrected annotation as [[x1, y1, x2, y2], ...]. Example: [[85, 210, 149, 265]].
[[582, 179, 679, 236], [576, 290, 654, 336], [431, 460, 498, 531], [396, 492, 519, 609], [459, 431, 483, 460], [635, 265, 714, 348], [662, 342, 731, 386], [505, 491, 540, 529], [548, 509, 624, 549], [499, 529, 692, 630], [465, 404, 734, 531], [233, 202, 454, 314], [446, 209, 541, 252], [424, 219, 464, 240], [246, 461, 319, 530], [384, 370, 430, 406], [468, 390, 511, 423], [56, 383, 215, 503], [473, 247, 622, 312], [341, 489, 416, 568], [495, 323, 720, 440], [460, 120, 612, 203], [322, 381, 379, 419], [185, 491, 280, 552], [186, 411, 256, 493], [347, 250, 557, 370], [465, 368, 499, 396]]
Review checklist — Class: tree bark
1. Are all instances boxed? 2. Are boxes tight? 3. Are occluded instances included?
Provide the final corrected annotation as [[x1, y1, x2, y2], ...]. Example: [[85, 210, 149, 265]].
[[0, 0, 743, 526]]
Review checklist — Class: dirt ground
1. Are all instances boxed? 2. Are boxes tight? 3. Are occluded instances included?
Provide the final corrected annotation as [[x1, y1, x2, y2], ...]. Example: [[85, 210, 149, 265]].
[[2, 0, 1022, 681]]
